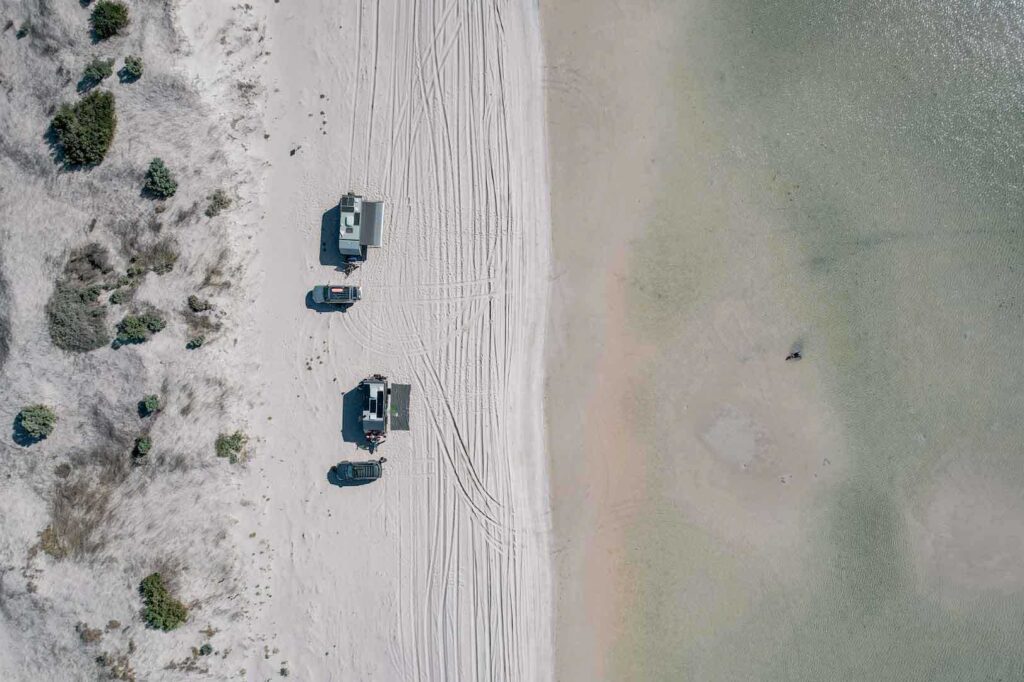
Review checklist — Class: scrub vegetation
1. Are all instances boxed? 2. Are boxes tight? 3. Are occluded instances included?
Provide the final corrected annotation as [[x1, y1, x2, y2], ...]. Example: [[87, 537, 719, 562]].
[[17, 404, 57, 440], [144, 158, 178, 199], [115, 311, 166, 345], [50, 90, 117, 166], [139, 573, 187, 631], [122, 55, 144, 81], [46, 243, 113, 352], [215, 431, 248, 463], [90, 1, 129, 40]]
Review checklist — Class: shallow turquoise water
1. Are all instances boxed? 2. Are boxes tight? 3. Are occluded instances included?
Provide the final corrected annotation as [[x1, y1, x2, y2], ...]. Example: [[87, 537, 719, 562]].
[[621, 1, 1024, 679]]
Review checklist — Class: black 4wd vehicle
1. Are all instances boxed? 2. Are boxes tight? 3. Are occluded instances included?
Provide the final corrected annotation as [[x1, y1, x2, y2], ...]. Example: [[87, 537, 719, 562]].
[[332, 459, 385, 484]]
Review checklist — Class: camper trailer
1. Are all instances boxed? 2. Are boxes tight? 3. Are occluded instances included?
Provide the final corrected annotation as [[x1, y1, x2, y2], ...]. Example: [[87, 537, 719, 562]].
[[357, 374, 411, 448], [338, 193, 383, 261]]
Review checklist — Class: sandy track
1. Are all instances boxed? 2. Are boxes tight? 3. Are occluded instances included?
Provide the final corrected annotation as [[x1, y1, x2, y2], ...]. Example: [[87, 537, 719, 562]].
[[245, 1, 551, 679]]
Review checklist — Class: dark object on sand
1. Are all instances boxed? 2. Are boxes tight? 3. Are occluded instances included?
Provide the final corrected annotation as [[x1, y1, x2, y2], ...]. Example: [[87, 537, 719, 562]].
[[786, 350, 802, 361], [332, 460, 383, 483], [311, 284, 361, 306]]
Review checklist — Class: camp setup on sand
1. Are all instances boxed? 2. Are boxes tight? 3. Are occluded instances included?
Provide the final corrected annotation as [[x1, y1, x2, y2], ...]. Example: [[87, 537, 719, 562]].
[[358, 374, 411, 449], [338, 192, 383, 262]]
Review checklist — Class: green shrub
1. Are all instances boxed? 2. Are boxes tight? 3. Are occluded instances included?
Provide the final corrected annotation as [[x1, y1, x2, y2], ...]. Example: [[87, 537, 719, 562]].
[[139, 573, 187, 631], [144, 158, 177, 199], [15, 21, 30, 39], [205, 190, 232, 217], [115, 312, 166, 345], [108, 287, 132, 305], [90, 1, 129, 40], [17, 404, 57, 440], [122, 55, 143, 80], [82, 57, 114, 85], [199, 643, 213, 656], [140, 394, 161, 416], [186, 336, 204, 350], [46, 284, 110, 351], [215, 431, 248, 463], [187, 295, 211, 312], [50, 90, 116, 166], [133, 435, 151, 457]]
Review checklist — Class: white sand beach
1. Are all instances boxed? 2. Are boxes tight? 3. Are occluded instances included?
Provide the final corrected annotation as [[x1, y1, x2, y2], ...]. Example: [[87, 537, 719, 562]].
[[239, 1, 552, 679], [0, 0, 550, 679]]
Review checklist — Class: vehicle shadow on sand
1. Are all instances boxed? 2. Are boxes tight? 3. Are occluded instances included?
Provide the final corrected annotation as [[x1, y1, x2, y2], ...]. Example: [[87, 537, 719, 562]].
[[319, 205, 344, 269], [340, 385, 374, 449]]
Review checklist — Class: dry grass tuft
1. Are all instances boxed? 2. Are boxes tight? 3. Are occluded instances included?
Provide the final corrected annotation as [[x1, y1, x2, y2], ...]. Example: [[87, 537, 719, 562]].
[[41, 475, 113, 560]]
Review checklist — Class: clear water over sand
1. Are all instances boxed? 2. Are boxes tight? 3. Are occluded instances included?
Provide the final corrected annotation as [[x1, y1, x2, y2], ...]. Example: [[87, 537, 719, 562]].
[[544, 1, 1024, 679]]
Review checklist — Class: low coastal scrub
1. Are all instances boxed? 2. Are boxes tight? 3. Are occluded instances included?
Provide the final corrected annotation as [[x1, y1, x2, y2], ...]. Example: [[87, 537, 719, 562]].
[[205, 189, 232, 217], [139, 573, 188, 631], [47, 243, 114, 352], [185, 336, 204, 350], [47, 284, 109, 351], [140, 394, 161, 416], [36, 474, 112, 560], [128, 238, 179, 277], [108, 287, 133, 305], [90, 1, 129, 40], [132, 435, 151, 458], [144, 158, 177, 199], [115, 311, 166, 345], [17, 404, 57, 441], [51, 90, 116, 166], [187, 295, 211, 313], [215, 431, 248, 463], [82, 57, 114, 87], [122, 55, 143, 81], [76, 622, 104, 644]]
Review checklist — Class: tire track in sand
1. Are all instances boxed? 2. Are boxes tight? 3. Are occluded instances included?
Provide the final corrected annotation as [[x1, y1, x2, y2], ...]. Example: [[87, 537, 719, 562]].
[[337, 0, 552, 679]]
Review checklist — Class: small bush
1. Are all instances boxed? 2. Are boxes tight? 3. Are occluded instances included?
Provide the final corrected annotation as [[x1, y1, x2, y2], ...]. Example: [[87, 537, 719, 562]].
[[128, 238, 179, 277], [122, 55, 143, 80], [15, 21, 30, 39], [187, 295, 211, 312], [90, 1, 129, 40], [205, 190, 232, 217], [51, 90, 116, 166], [140, 394, 161, 416], [139, 573, 188, 631], [215, 431, 248, 463], [133, 436, 151, 457], [38, 525, 64, 558], [199, 643, 213, 656], [115, 312, 166, 345], [76, 622, 104, 644], [18, 404, 57, 440], [186, 336, 204, 350], [68, 243, 112, 280], [144, 158, 177, 199], [82, 57, 114, 85], [108, 287, 132, 305], [47, 284, 110, 351]]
